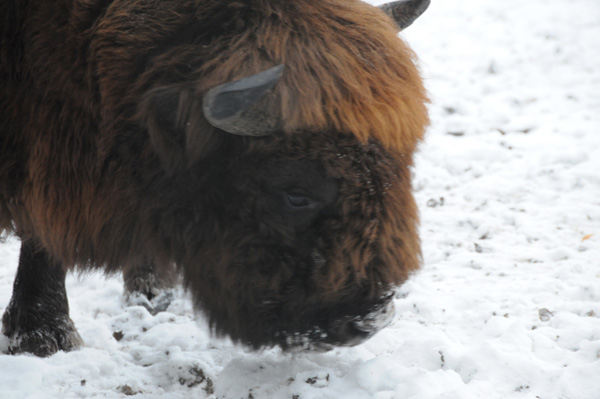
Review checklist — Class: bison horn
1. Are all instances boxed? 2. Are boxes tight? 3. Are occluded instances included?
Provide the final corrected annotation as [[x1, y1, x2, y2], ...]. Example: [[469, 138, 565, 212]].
[[379, 0, 430, 31], [203, 64, 284, 136]]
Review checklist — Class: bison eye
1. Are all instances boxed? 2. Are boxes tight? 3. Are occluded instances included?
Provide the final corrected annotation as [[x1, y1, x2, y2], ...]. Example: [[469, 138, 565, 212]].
[[286, 193, 312, 208]]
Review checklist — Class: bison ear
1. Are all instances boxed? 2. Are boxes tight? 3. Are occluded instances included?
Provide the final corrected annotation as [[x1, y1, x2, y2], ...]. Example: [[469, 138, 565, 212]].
[[379, 0, 430, 31], [139, 85, 218, 173], [203, 64, 284, 136]]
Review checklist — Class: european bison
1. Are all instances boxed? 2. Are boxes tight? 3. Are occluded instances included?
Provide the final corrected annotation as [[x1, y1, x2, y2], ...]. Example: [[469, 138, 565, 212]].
[[0, 0, 429, 356]]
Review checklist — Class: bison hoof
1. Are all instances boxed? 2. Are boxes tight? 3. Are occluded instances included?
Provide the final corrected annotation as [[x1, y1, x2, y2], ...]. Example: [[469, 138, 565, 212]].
[[125, 290, 174, 315], [2, 313, 83, 357]]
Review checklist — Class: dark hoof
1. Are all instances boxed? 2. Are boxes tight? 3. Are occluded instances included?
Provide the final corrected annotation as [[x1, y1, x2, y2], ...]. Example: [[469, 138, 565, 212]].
[[125, 290, 174, 315], [2, 313, 83, 357]]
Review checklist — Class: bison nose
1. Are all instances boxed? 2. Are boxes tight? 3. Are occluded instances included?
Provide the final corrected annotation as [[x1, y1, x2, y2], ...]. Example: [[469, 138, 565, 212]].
[[352, 300, 395, 335], [330, 301, 396, 348]]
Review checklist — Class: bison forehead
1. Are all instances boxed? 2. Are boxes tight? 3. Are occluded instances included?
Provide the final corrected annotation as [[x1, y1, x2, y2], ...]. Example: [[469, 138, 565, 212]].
[[210, 0, 428, 152], [99, 0, 428, 157], [181, 1, 428, 152]]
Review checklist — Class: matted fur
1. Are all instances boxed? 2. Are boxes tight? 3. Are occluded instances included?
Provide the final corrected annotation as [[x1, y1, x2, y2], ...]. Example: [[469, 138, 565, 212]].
[[1, 0, 428, 349]]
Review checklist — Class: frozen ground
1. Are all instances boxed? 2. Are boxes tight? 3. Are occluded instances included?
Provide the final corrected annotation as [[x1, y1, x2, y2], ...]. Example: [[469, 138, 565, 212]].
[[1, 0, 599, 398]]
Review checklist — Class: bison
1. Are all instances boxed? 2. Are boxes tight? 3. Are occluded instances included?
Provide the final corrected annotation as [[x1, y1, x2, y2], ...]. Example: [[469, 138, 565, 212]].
[[0, 0, 429, 357]]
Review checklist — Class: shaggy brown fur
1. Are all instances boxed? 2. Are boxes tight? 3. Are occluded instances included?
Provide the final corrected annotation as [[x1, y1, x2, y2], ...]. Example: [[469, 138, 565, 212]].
[[1, 0, 428, 350]]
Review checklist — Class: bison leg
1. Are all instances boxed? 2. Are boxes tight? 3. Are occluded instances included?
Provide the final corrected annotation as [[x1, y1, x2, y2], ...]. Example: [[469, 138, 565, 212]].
[[123, 261, 176, 315], [1, 239, 82, 357]]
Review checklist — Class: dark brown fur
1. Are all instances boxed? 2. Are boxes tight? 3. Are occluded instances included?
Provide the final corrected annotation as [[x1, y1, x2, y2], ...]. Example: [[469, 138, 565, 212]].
[[1, 0, 428, 350]]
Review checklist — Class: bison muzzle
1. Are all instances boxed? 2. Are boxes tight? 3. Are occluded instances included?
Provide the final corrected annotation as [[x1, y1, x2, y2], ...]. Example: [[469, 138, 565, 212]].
[[0, 0, 429, 356]]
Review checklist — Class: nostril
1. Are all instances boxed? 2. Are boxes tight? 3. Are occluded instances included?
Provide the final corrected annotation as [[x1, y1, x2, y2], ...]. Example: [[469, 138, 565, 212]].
[[325, 301, 396, 348], [351, 301, 395, 334], [328, 316, 371, 347]]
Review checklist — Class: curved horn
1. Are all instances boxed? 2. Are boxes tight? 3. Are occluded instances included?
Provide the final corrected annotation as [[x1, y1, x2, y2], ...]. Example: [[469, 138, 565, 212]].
[[379, 0, 430, 32], [203, 64, 284, 136]]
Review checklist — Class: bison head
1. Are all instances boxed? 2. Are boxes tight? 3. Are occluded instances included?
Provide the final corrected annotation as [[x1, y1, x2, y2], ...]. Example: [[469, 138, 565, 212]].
[[131, 0, 429, 350]]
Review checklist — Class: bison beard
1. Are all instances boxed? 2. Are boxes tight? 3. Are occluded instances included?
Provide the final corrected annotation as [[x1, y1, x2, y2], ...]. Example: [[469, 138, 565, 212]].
[[0, 0, 429, 355]]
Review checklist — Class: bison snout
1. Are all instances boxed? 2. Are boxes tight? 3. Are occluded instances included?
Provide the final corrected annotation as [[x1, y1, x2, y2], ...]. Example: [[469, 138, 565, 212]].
[[351, 300, 395, 335], [322, 300, 396, 350]]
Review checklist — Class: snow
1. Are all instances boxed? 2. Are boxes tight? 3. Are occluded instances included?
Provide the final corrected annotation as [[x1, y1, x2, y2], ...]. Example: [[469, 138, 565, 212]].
[[1, 0, 599, 398]]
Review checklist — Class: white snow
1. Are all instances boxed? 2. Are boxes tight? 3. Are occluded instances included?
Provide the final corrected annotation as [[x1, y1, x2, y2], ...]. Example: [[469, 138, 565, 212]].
[[1, 0, 599, 398]]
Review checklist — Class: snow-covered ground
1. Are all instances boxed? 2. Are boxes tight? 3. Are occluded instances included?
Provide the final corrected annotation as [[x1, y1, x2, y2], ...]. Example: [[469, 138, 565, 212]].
[[1, 0, 599, 398]]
